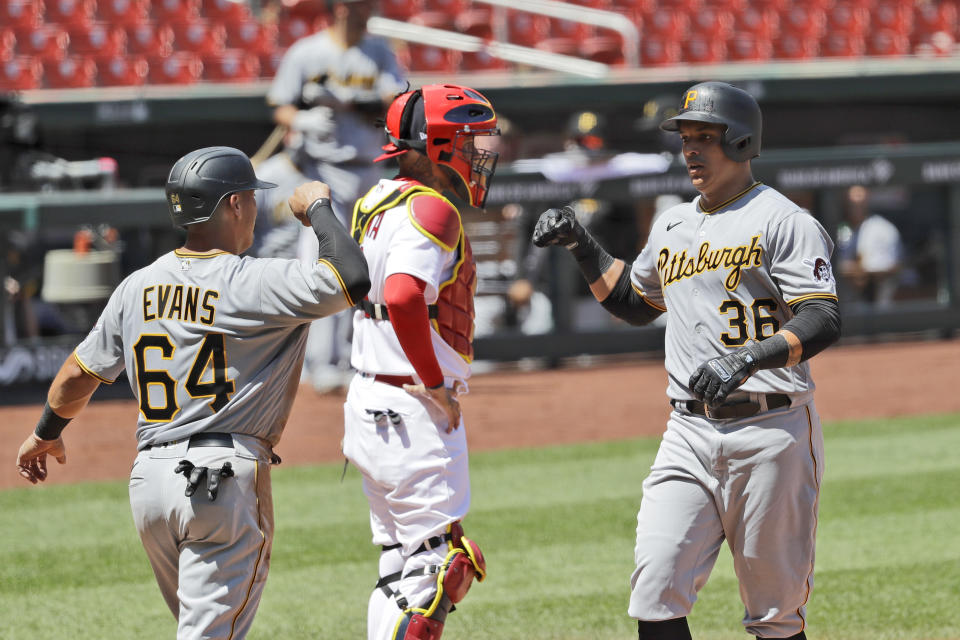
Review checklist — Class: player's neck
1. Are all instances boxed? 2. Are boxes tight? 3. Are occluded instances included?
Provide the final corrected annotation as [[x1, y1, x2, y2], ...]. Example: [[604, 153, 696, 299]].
[[181, 234, 239, 255], [330, 21, 363, 48], [697, 172, 757, 212]]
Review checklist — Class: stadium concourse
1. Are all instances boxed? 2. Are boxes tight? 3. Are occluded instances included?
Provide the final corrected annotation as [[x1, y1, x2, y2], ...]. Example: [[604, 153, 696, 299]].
[[1, 336, 959, 489]]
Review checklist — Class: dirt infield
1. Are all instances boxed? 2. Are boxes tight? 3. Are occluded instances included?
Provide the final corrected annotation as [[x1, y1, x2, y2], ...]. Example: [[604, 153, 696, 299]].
[[3, 337, 959, 490]]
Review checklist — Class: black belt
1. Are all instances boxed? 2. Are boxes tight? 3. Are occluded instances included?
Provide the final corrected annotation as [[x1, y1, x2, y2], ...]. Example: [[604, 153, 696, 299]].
[[381, 531, 452, 555], [144, 432, 234, 450], [672, 394, 791, 420], [357, 299, 438, 321]]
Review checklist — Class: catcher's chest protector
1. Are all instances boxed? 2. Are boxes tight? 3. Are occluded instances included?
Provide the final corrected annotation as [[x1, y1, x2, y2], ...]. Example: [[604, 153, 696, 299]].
[[352, 181, 477, 361]]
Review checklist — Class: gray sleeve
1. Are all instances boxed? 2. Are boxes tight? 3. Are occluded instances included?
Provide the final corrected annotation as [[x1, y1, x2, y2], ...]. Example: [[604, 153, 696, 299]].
[[768, 210, 838, 304], [266, 42, 306, 107], [257, 257, 356, 323], [629, 242, 667, 311], [73, 279, 128, 383]]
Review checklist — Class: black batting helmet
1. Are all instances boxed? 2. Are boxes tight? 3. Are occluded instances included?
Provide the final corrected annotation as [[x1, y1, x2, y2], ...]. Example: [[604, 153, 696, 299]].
[[165, 146, 277, 228], [659, 82, 761, 162]]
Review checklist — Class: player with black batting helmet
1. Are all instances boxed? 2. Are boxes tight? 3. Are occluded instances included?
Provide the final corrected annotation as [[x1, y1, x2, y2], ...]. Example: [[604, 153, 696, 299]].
[[17, 146, 370, 639], [533, 81, 841, 639]]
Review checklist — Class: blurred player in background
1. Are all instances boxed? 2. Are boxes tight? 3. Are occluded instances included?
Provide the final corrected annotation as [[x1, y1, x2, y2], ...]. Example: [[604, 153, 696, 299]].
[[256, 0, 405, 393]]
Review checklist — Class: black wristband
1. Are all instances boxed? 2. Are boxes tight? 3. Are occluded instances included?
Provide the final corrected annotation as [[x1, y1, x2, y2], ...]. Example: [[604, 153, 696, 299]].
[[34, 402, 72, 440], [569, 231, 615, 284], [305, 197, 332, 221]]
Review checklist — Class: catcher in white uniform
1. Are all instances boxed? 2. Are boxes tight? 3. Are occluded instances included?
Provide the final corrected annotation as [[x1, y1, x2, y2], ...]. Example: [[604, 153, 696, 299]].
[[534, 82, 841, 639], [343, 84, 499, 640], [15, 147, 370, 639]]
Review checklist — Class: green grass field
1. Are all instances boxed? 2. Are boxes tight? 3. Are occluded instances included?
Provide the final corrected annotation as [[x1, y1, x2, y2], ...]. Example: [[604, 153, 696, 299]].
[[3, 413, 959, 640]]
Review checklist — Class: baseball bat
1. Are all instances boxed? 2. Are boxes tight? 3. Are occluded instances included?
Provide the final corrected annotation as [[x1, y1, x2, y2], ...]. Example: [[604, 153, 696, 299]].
[[251, 124, 288, 168]]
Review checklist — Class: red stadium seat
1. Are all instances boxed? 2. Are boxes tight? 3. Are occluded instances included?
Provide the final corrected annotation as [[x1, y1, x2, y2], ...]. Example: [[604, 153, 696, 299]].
[[409, 10, 454, 30], [0, 28, 16, 61], [201, 0, 253, 24], [683, 38, 726, 64], [169, 19, 228, 56], [727, 34, 774, 62], [403, 44, 459, 73], [15, 25, 71, 63], [45, 0, 97, 27], [380, 0, 423, 20], [44, 55, 98, 88], [283, 0, 327, 21], [202, 49, 261, 82], [779, 6, 826, 40], [580, 35, 625, 65], [551, 18, 595, 41], [734, 7, 779, 39], [1, 0, 43, 31], [535, 37, 579, 56], [689, 7, 735, 40], [872, 2, 913, 36], [127, 21, 175, 57], [913, 2, 958, 41], [0, 55, 43, 90], [455, 7, 494, 39], [507, 11, 551, 47], [640, 36, 682, 66], [147, 51, 204, 84], [95, 55, 149, 86], [259, 48, 285, 79], [422, 0, 468, 20], [773, 33, 818, 60], [825, 3, 870, 37], [459, 49, 509, 72], [68, 23, 127, 58], [865, 29, 910, 57], [913, 30, 955, 57], [643, 8, 691, 40], [225, 20, 279, 58], [152, 0, 202, 23], [277, 16, 317, 47], [819, 31, 865, 57], [97, 0, 150, 26]]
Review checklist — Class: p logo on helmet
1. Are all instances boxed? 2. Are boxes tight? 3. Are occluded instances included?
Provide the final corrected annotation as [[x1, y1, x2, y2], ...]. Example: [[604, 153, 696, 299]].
[[683, 90, 698, 109]]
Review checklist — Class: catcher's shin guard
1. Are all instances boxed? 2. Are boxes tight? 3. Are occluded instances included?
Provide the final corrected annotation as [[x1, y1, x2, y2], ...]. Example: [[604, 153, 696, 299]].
[[392, 522, 486, 640]]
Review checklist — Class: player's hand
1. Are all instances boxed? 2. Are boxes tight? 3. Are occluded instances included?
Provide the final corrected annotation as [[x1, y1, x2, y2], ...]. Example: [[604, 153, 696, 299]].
[[16, 433, 67, 484], [403, 382, 463, 433], [532, 206, 585, 249], [289, 182, 332, 227], [689, 347, 761, 406], [291, 106, 336, 138]]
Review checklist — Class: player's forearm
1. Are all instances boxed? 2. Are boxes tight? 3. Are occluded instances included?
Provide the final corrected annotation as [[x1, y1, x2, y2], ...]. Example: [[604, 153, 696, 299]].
[[745, 297, 842, 369], [306, 199, 371, 305], [598, 266, 664, 326], [384, 274, 444, 388], [47, 355, 101, 418]]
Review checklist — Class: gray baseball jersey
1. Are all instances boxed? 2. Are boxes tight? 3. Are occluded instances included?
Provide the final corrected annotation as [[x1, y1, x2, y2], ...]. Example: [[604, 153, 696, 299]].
[[74, 248, 352, 448], [630, 183, 837, 401], [267, 30, 405, 165], [627, 182, 836, 637]]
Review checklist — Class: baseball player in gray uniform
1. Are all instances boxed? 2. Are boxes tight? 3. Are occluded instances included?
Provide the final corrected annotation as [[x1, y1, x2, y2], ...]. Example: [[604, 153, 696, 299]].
[[533, 82, 841, 640], [256, 0, 406, 393], [15, 146, 370, 639]]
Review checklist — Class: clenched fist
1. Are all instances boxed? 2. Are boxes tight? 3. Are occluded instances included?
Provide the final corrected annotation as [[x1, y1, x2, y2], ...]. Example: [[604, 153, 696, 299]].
[[689, 346, 761, 406], [532, 206, 586, 249]]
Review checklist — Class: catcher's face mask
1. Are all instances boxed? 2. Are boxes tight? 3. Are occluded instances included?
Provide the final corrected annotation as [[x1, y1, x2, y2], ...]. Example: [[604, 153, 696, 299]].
[[376, 84, 500, 208]]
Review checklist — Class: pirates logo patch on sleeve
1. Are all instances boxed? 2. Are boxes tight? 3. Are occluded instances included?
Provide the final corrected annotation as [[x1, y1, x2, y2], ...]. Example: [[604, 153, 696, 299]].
[[803, 257, 835, 285]]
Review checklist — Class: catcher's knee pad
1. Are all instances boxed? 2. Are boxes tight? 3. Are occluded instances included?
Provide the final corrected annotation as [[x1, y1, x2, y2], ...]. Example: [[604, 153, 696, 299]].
[[392, 523, 487, 640]]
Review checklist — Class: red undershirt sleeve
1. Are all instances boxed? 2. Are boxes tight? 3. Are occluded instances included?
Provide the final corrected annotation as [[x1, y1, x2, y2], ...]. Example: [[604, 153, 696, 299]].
[[384, 273, 444, 388]]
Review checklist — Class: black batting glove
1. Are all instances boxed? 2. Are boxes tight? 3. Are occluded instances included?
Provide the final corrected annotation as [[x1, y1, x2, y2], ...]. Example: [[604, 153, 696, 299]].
[[532, 206, 587, 249], [689, 344, 762, 406]]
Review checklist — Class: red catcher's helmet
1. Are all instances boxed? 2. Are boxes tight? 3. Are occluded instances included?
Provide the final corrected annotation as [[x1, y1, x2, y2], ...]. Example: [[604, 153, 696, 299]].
[[375, 83, 500, 208]]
